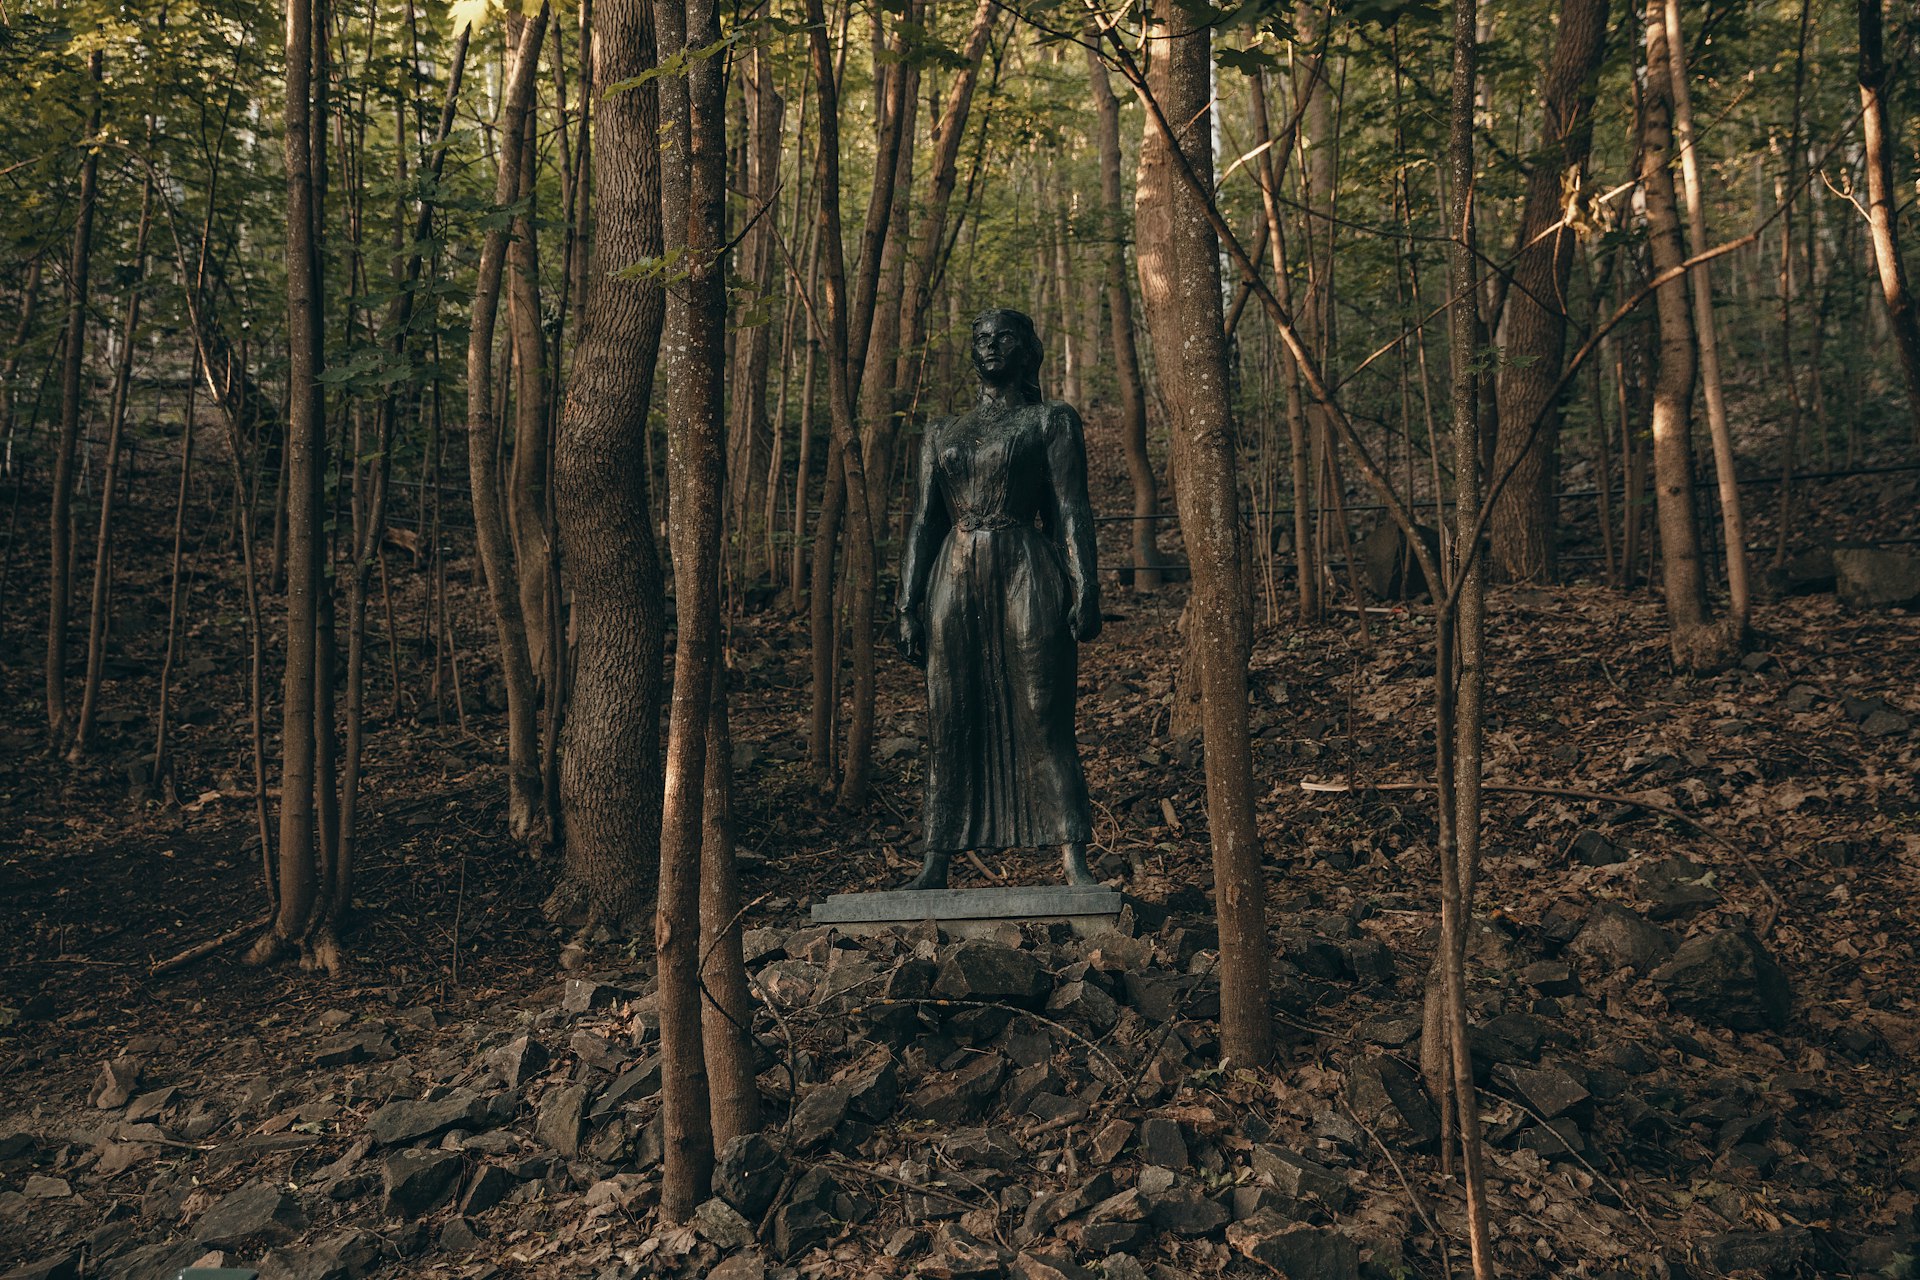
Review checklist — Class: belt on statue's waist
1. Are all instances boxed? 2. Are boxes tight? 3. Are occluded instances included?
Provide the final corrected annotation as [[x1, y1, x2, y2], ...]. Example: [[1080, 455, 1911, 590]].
[[956, 511, 1018, 532]]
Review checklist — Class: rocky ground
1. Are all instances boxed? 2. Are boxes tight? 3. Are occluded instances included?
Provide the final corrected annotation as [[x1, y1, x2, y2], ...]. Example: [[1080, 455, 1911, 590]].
[[3, 422, 1919, 1279]]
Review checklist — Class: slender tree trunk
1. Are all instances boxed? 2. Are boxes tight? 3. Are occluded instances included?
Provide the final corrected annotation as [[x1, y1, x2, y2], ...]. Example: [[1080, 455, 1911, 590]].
[[1640, 0, 1721, 670], [1089, 37, 1162, 591], [1489, 0, 1609, 583], [47, 51, 104, 747], [1133, 0, 1271, 1069], [699, 658, 759, 1149], [0, 259, 42, 472], [152, 376, 198, 793], [728, 44, 783, 568], [507, 16, 553, 683], [70, 169, 157, 759], [1663, 0, 1750, 637], [654, 0, 726, 1220], [1857, 0, 1920, 438], [467, 7, 551, 841], [256, 0, 329, 966], [550, 0, 668, 934]]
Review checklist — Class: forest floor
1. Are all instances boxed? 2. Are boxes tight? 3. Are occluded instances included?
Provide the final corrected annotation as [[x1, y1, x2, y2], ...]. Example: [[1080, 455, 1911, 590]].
[[1, 413, 1919, 1278]]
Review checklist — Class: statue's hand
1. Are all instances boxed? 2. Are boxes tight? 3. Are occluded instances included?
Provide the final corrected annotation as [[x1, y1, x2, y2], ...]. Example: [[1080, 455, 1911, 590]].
[[1069, 596, 1101, 644], [897, 610, 928, 668]]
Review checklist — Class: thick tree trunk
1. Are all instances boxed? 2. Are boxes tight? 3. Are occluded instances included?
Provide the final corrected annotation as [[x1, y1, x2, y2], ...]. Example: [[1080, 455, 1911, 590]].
[[1663, 0, 1750, 637], [549, 0, 667, 934], [653, 0, 726, 1220], [1488, 0, 1609, 583], [1133, 0, 1271, 1069], [47, 51, 103, 747], [1857, 0, 1920, 438], [466, 7, 551, 841], [1640, 0, 1722, 671], [1088, 39, 1162, 591]]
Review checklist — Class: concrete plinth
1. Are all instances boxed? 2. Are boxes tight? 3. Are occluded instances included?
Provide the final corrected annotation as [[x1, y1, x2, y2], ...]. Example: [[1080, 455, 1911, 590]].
[[809, 885, 1122, 937]]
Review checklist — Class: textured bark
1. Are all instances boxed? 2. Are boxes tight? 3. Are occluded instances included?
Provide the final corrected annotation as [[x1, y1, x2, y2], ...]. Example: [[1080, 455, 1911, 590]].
[[1133, 0, 1271, 1069], [260, 0, 327, 963], [506, 14, 552, 682], [549, 0, 667, 932], [1489, 0, 1609, 583], [1640, 0, 1720, 670], [1663, 0, 1749, 637], [699, 662, 759, 1150], [1088, 39, 1161, 591], [1857, 0, 1920, 438], [654, 0, 726, 1220], [47, 51, 103, 746], [726, 45, 783, 556], [466, 7, 550, 841], [70, 171, 156, 760]]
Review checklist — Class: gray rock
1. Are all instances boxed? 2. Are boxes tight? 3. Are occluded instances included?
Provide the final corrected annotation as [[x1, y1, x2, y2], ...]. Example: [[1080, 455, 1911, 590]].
[[1121, 970, 1219, 1022], [1012, 1252, 1095, 1280], [23, 1176, 69, 1199], [918, 1225, 1013, 1278], [1520, 960, 1577, 995], [562, 978, 632, 1014], [790, 1083, 852, 1150], [1638, 856, 1722, 919], [488, 1035, 549, 1087], [1098, 1255, 1149, 1280], [1250, 1146, 1350, 1211], [459, 1164, 516, 1215], [89, 1058, 141, 1110], [367, 1088, 492, 1146], [536, 1084, 588, 1157], [1835, 547, 1920, 608], [314, 1028, 397, 1068], [1492, 1063, 1590, 1120], [382, 1149, 464, 1218], [910, 1053, 1007, 1124], [1228, 1211, 1360, 1280], [569, 1029, 626, 1072], [1046, 981, 1118, 1031], [1569, 830, 1627, 866], [841, 1049, 900, 1122], [1566, 904, 1674, 972], [694, 1197, 757, 1251], [438, 1217, 485, 1252], [1844, 695, 1913, 737], [715, 1132, 786, 1218], [1145, 1184, 1229, 1237], [1700, 1229, 1810, 1275], [1652, 929, 1791, 1032], [1136, 1117, 1187, 1170], [934, 940, 1051, 1007], [709, 1252, 767, 1280], [1345, 1056, 1439, 1150], [591, 1054, 662, 1117], [195, 1180, 307, 1247], [0, 1250, 79, 1280]]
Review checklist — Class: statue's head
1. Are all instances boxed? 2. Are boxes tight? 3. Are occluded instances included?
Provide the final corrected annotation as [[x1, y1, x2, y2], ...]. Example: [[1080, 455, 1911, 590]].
[[971, 308, 1044, 402]]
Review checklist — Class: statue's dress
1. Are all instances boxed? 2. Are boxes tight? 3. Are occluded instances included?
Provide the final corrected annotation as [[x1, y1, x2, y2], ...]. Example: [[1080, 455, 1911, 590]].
[[902, 400, 1100, 854]]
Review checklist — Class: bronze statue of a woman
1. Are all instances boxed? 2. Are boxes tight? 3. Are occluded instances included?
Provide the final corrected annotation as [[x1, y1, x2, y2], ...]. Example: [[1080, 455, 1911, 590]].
[[895, 308, 1101, 889]]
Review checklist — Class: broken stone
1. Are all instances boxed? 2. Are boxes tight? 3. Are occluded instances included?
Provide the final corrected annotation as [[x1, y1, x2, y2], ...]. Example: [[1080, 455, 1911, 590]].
[[1098, 1255, 1149, 1280], [1027, 1094, 1087, 1127], [1834, 547, 1920, 609], [935, 940, 1052, 1007], [458, 1163, 516, 1216], [1566, 904, 1674, 972], [1122, 970, 1219, 1022], [569, 1029, 627, 1072], [1089, 1119, 1133, 1165], [841, 1048, 901, 1122], [716, 1132, 786, 1218], [381, 1149, 464, 1218], [1637, 856, 1722, 919], [562, 978, 631, 1014], [1569, 830, 1626, 866], [1341, 938, 1395, 984], [314, 1028, 397, 1068], [23, 1176, 70, 1199], [694, 1197, 757, 1251], [591, 1054, 663, 1117], [1251, 1146, 1351, 1211], [1652, 928, 1791, 1032], [0, 1250, 80, 1280], [1046, 981, 1119, 1031], [1514, 1117, 1585, 1158], [196, 1180, 308, 1247], [1227, 1211, 1360, 1280], [536, 1084, 588, 1157], [1355, 1015, 1421, 1048], [89, 1058, 141, 1110], [791, 1082, 852, 1150], [1136, 1117, 1188, 1170], [1145, 1184, 1229, 1237], [366, 1088, 493, 1146], [1519, 960, 1577, 996], [709, 1252, 767, 1280], [1699, 1228, 1809, 1273], [1843, 694, 1912, 737], [919, 1225, 1014, 1278], [1492, 1063, 1590, 1120], [1012, 1252, 1095, 1280], [911, 1053, 1007, 1124], [438, 1217, 484, 1252], [1346, 1056, 1440, 1150]]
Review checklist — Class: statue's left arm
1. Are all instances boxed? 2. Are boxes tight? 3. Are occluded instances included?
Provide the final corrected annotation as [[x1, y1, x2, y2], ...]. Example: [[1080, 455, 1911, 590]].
[[1045, 402, 1102, 643]]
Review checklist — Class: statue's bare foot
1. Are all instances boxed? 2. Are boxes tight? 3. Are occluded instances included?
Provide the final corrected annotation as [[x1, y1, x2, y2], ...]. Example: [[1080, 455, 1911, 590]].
[[903, 852, 950, 891], [1061, 842, 1099, 887]]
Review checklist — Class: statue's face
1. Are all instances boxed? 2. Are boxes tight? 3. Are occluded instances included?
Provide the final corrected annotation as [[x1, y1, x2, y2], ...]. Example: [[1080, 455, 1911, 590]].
[[971, 315, 1028, 385]]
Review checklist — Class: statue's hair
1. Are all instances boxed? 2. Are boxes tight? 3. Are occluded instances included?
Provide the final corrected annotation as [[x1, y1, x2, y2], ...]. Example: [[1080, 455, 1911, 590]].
[[972, 307, 1045, 401]]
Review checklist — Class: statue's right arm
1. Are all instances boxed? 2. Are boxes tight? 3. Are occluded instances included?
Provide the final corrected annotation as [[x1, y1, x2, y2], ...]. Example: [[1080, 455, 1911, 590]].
[[898, 422, 949, 619]]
